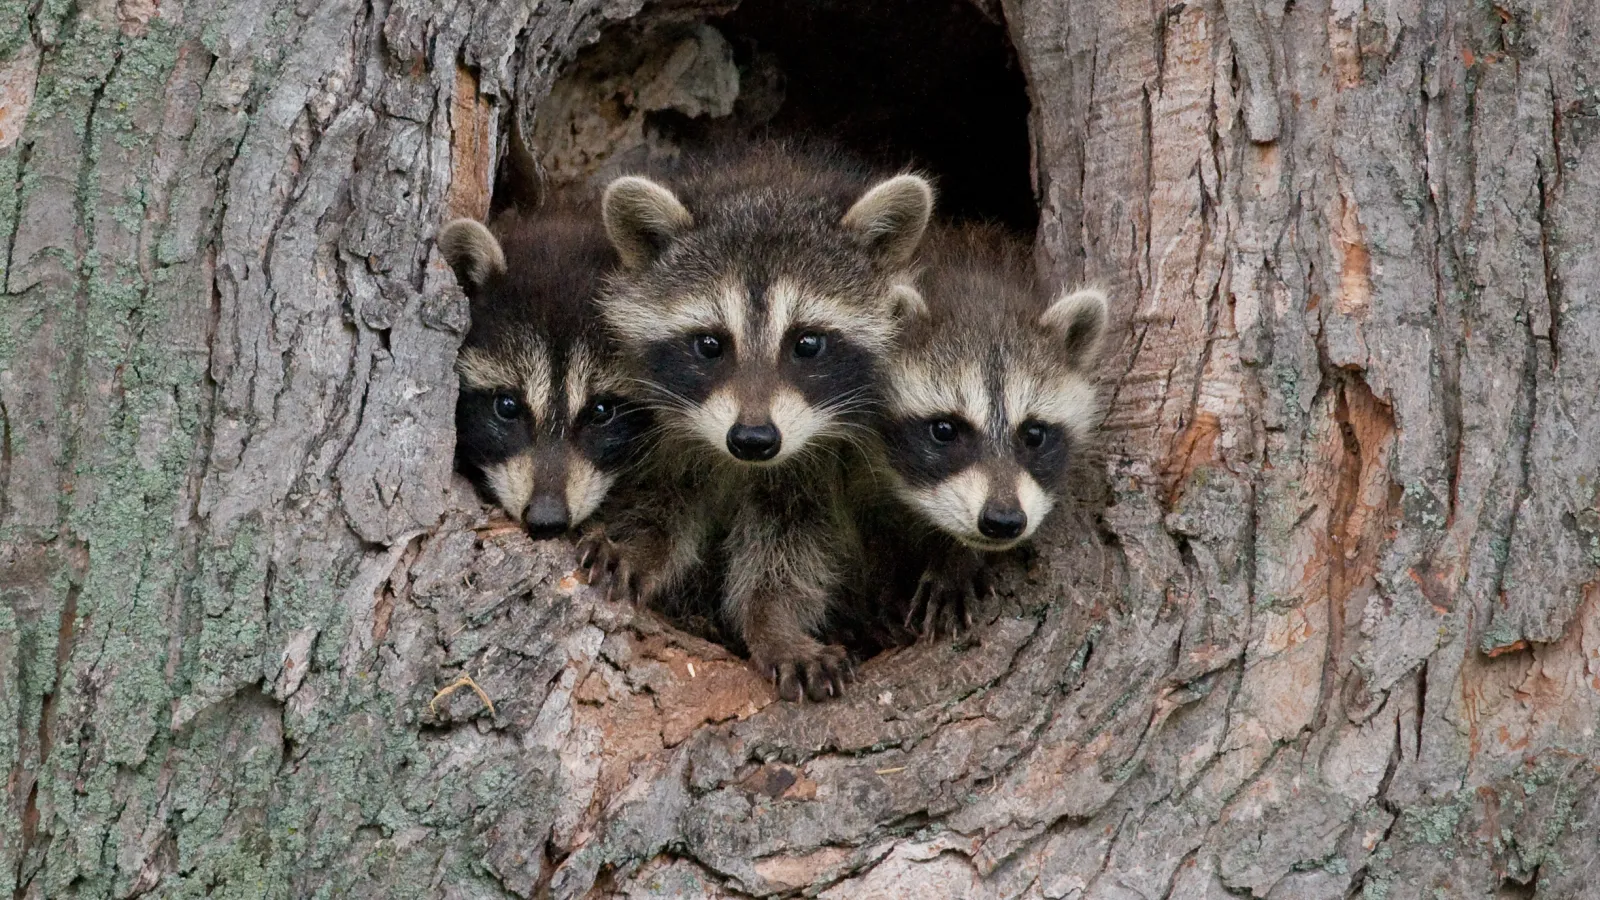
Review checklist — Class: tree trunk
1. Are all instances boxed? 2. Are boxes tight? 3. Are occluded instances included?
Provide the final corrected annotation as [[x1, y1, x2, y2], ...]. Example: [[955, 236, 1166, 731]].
[[3, 0, 1597, 897]]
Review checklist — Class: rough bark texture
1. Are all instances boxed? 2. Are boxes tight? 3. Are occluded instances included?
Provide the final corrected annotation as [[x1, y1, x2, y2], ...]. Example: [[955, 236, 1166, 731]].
[[3, 0, 1598, 898]]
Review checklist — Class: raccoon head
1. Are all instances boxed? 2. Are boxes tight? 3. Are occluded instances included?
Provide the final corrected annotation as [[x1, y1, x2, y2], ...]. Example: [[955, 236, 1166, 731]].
[[887, 285, 1109, 550], [599, 161, 933, 467], [441, 216, 647, 537]]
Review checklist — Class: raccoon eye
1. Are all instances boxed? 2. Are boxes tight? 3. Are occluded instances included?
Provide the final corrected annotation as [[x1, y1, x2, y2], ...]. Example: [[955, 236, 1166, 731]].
[[928, 419, 958, 443], [588, 398, 616, 427], [693, 334, 724, 359], [1020, 421, 1050, 449], [493, 393, 523, 421], [793, 332, 827, 359]]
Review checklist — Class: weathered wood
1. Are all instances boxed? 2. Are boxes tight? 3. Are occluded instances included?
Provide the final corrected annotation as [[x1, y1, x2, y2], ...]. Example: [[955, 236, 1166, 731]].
[[2, 0, 1597, 898]]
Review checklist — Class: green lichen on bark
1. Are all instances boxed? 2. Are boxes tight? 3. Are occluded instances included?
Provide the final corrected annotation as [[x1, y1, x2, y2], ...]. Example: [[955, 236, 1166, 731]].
[[0, 603, 20, 897], [26, 20, 117, 132], [0, 0, 33, 61], [17, 16, 218, 899], [0, 148, 18, 294], [1399, 797, 1465, 846]]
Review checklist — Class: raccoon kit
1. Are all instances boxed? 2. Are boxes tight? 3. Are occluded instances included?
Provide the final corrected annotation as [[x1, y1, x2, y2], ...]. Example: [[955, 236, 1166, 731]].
[[877, 224, 1108, 632], [584, 143, 933, 701], [439, 194, 650, 538]]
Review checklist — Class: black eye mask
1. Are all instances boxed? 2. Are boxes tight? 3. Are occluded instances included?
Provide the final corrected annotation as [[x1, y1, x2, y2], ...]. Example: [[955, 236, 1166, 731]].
[[884, 415, 983, 487]]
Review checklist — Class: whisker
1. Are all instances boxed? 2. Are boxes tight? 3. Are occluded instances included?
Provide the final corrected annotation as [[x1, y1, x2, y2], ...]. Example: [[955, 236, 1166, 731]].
[[624, 377, 703, 414]]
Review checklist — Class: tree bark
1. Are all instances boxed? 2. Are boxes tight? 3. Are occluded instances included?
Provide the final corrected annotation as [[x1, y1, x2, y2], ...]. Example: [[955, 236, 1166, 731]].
[[3, 0, 1598, 898]]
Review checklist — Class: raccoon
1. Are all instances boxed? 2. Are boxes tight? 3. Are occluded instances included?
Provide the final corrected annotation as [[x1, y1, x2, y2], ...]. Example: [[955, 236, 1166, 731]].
[[439, 191, 650, 538], [582, 142, 933, 701], [877, 224, 1109, 633]]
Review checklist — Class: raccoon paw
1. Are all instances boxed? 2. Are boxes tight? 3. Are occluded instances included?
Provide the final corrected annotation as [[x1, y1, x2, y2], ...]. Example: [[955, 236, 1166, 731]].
[[906, 563, 991, 639], [608, 558, 651, 606], [755, 643, 854, 703], [576, 532, 648, 605], [576, 531, 617, 581]]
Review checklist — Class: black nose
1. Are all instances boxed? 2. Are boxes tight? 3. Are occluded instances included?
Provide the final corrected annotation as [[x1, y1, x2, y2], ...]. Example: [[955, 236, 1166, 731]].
[[523, 495, 570, 539], [977, 503, 1027, 540], [726, 424, 781, 461]]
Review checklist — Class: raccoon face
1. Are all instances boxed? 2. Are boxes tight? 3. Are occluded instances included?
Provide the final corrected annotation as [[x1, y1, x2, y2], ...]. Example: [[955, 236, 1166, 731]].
[[632, 276, 889, 466], [455, 342, 647, 537], [600, 167, 933, 467], [886, 287, 1109, 550], [441, 217, 645, 537]]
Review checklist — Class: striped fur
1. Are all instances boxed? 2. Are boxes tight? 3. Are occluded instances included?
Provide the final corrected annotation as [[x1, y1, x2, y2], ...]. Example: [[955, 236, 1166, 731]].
[[590, 142, 933, 701], [442, 193, 649, 538], [881, 224, 1107, 551]]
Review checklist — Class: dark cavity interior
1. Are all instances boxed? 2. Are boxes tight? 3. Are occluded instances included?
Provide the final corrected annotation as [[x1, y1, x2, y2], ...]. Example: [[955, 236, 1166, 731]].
[[520, 0, 1036, 233]]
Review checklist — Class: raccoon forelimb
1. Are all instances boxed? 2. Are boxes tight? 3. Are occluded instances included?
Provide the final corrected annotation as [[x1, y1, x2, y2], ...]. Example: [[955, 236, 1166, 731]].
[[722, 500, 859, 701]]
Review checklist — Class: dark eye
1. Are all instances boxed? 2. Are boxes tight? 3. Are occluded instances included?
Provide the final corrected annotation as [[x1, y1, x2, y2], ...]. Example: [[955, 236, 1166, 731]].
[[928, 419, 958, 443], [694, 335, 723, 359], [793, 333, 826, 359], [493, 393, 522, 421], [588, 398, 616, 427], [1020, 421, 1050, 449]]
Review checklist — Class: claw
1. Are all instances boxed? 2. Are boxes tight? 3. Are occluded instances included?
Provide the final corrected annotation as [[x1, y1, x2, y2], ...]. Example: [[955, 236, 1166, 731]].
[[906, 555, 992, 641], [577, 532, 651, 605], [755, 644, 852, 702], [825, 660, 850, 698], [973, 568, 995, 598], [776, 665, 803, 702], [804, 671, 830, 702], [576, 533, 615, 585]]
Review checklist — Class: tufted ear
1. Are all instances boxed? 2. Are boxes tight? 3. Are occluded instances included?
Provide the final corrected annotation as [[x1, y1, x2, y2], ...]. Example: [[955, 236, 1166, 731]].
[[886, 281, 928, 320], [842, 174, 934, 266], [602, 176, 693, 270], [437, 219, 506, 295], [1040, 286, 1109, 367]]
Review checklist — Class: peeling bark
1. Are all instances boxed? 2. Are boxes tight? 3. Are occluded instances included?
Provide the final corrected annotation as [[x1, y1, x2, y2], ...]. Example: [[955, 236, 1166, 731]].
[[2, 1, 1598, 898]]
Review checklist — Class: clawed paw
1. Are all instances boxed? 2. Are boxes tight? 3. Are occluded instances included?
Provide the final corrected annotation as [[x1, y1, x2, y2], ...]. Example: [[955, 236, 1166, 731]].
[[576, 532, 647, 605], [756, 644, 854, 702], [905, 564, 992, 639]]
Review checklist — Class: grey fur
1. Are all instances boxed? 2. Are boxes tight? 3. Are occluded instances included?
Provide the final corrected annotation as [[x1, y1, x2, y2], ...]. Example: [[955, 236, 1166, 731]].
[[874, 224, 1109, 633], [601, 176, 695, 270], [446, 189, 640, 537], [586, 143, 933, 701], [438, 219, 507, 291]]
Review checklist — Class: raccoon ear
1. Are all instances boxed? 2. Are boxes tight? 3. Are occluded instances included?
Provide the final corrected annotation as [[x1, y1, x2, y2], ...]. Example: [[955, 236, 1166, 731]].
[[603, 176, 693, 269], [887, 282, 928, 319], [1040, 286, 1110, 366], [842, 174, 934, 266], [438, 219, 507, 294]]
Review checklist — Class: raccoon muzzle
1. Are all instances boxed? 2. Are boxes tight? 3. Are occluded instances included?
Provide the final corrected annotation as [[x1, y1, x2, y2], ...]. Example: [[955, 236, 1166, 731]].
[[976, 499, 1027, 541], [726, 423, 782, 461], [523, 493, 570, 539]]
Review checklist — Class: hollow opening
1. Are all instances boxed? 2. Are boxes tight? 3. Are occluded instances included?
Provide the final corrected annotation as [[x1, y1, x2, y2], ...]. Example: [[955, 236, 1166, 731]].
[[522, 0, 1036, 232], [502, 0, 1039, 655]]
